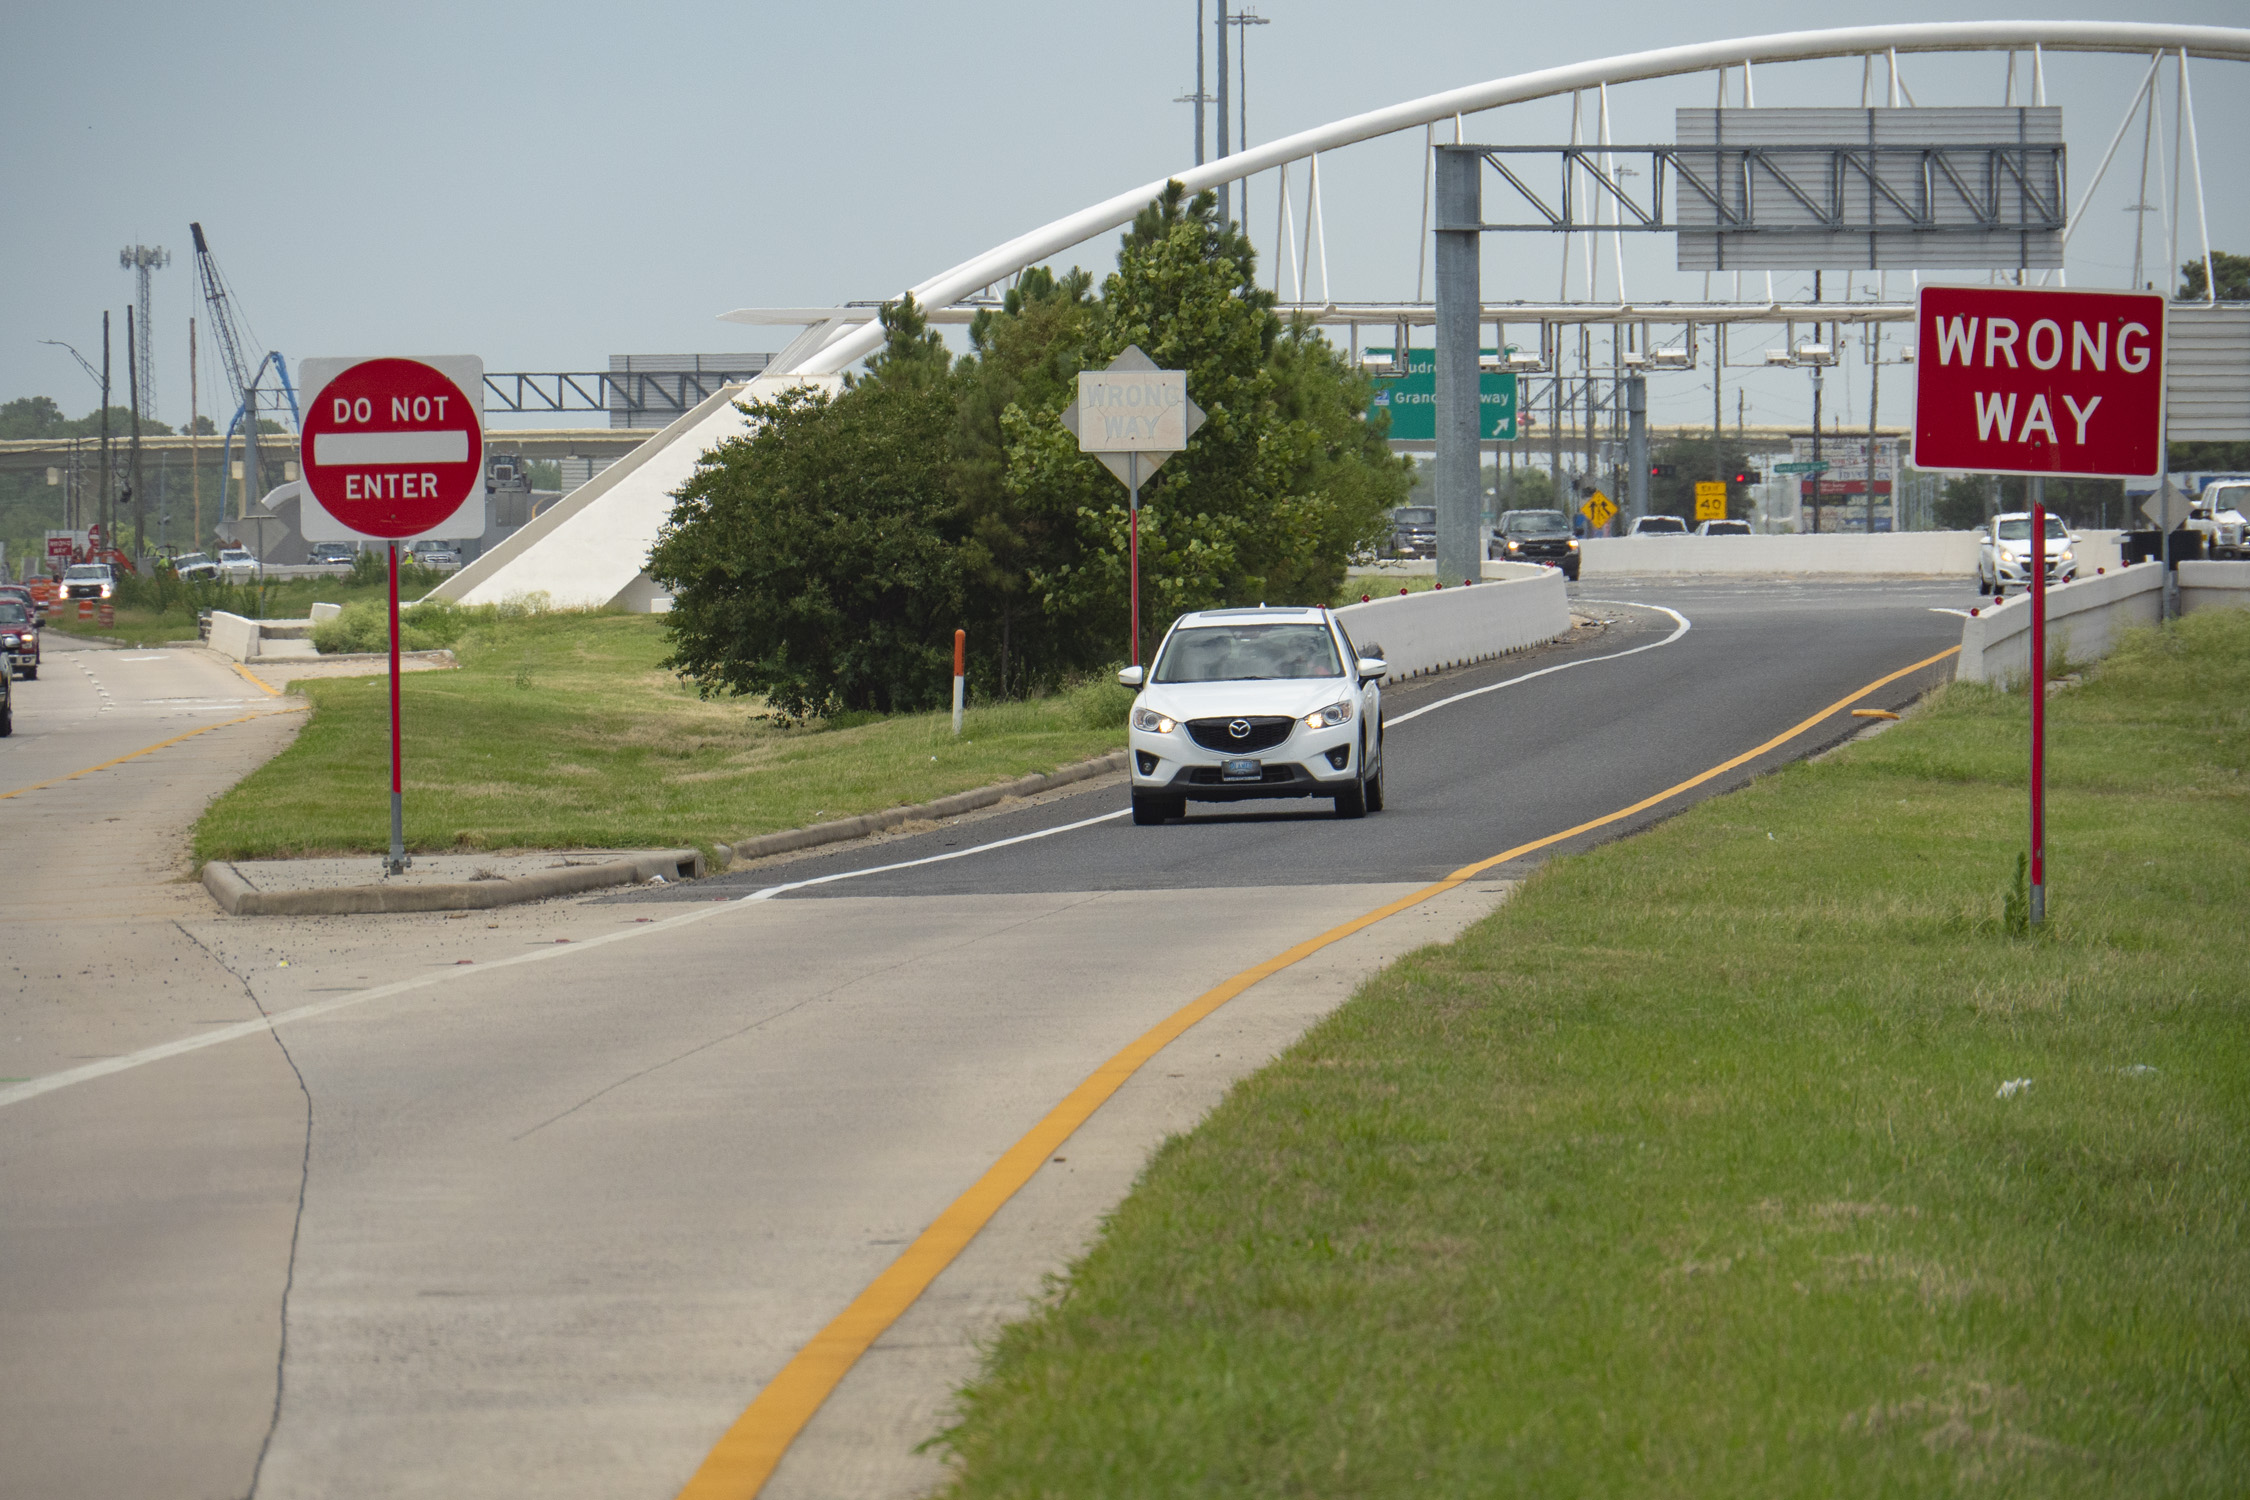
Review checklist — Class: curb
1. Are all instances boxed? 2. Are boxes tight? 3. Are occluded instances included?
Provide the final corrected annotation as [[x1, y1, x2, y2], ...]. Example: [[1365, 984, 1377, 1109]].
[[202, 849, 705, 917], [197, 750, 1128, 917], [713, 749, 1129, 866]]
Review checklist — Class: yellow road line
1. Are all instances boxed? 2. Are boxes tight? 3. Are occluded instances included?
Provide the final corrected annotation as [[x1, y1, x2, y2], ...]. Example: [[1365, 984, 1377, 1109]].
[[0, 707, 306, 802], [232, 662, 281, 697], [675, 642, 1961, 1499]]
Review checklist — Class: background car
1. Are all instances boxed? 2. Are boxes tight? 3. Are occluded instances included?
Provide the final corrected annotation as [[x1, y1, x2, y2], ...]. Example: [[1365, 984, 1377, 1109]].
[[1694, 518, 1752, 536], [216, 548, 262, 584], [0, 597, 38, 680], [1489, 507, 1581, 578], [60, 562, 116, 600], [307, 542, 358, 570], [1628, 514, 1689, 536], [1121, 606, 1386, 824], [171, 552, 220, 583], [409, 540, 463, 571], [1977, 512, 2077, 595], [1386, 505, 1437, 559]]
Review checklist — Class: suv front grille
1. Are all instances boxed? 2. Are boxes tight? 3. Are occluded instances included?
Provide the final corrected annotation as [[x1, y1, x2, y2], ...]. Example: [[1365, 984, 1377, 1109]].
[[1185, 716, 1296, 753]]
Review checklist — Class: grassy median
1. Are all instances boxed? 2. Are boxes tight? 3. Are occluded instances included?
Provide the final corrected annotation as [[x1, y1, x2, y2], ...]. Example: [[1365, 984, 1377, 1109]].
[[936, 609, 2250, 1497], [193, 610, 1127, 862]]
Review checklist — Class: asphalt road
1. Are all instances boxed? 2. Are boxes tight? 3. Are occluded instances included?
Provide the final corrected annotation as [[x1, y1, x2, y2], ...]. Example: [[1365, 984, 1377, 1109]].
[[625, 576, 1970, 903], [0, 577, 1977, 1500]]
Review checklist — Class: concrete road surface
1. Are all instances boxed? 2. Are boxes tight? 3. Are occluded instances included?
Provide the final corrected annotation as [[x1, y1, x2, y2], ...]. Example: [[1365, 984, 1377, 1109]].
[[0, 580, 1974, 1499]]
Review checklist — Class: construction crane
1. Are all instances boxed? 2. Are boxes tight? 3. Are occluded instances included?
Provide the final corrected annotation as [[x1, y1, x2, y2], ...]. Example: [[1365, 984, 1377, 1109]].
[[188, 221, 298, 522]]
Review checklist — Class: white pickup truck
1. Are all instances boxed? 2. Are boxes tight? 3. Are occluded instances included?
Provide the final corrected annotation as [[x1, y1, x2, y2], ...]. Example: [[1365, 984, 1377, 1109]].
[[2188, 480, 2249, 559]]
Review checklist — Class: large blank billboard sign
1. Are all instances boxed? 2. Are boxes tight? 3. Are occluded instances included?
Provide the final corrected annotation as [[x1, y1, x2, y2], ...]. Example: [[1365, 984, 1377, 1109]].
[[298, 356, 485, 541], [1912, 286, 2165, 479]]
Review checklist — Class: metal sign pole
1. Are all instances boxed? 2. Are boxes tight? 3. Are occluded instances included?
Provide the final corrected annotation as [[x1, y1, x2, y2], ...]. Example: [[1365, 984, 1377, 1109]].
[[2029, 483, 2046, 927], [1128, 452, 1142, 666], [387, 538, 409, 877]]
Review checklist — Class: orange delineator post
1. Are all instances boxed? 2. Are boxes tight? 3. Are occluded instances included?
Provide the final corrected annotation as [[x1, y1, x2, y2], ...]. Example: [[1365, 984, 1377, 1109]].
[[951, 629, 966, 737]]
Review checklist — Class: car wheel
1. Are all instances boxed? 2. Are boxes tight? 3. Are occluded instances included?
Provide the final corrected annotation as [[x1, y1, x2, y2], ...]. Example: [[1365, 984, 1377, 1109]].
[[20, 665, 34, 680], [1364, 729, 1385, 813], [1132, 791, 1183, 825], [0, 702, 11, 737], [1563, 560, 1580, 581], [1333, 742, 1369, 819]]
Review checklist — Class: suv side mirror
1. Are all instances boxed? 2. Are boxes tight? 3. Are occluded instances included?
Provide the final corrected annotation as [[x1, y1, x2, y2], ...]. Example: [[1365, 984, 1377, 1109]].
[[1117, 665, 1145, 688], [1356, 656, 1388, 681]]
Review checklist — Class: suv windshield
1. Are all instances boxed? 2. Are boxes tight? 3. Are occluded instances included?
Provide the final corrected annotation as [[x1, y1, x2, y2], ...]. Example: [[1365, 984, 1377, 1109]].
[[1635, 517, 1687, 534], [1996, 517, 2068, 541], [1154, 623, 1342, 683], [0, 601, 29, 623], [1394, 508, 1435, 525], [1502, 510, 1567, 532], [64, 565, 107, 579]]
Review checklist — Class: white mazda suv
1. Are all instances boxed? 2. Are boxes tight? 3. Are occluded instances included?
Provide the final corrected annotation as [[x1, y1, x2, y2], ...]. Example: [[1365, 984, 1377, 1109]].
[[1119, 606, 1387, 824]]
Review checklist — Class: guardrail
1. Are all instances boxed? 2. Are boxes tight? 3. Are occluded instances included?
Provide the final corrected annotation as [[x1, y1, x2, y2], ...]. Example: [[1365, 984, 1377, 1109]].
[[1956, 559, 2250, 685]]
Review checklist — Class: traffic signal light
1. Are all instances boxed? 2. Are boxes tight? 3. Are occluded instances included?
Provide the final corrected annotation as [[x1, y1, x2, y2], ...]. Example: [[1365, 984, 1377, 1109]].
[[1732, 469, 1754, 485], [1650, 463, 1678, 479]]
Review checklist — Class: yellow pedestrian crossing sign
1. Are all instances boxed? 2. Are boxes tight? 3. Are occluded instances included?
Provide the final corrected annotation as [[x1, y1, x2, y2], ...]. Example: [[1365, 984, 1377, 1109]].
[[1580, 490, 1617, 529]]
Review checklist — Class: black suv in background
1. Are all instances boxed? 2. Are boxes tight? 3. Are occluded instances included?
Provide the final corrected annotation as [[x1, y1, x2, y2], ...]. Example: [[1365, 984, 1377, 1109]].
[[1490, 508, 1580, 579], [1388, 505, 1437, 558]]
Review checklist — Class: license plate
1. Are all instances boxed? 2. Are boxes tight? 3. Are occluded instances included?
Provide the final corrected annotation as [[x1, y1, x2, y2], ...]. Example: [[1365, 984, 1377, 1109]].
[[1221, 758, 1261, 782]]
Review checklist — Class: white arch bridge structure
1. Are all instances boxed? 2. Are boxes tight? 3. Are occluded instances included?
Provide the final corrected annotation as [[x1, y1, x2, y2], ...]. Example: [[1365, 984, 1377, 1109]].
[[439, 20, 2250, 612]]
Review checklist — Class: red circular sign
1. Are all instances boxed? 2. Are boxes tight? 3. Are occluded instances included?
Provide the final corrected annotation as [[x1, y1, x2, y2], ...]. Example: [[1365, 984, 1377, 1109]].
[[300, 358, 483, 538]]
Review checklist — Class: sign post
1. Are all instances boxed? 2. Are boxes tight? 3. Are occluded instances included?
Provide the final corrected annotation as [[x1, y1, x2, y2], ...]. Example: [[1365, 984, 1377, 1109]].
[[1061, 347, 1204, 666], [297, 356, 485, 876], [1913, 286, 2166, 927]]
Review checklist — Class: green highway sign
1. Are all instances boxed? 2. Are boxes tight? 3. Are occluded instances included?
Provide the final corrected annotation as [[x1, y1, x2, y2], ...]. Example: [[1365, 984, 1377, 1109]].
[[1365, 349, 1517, 442], [1774, 460, 1831, 474]]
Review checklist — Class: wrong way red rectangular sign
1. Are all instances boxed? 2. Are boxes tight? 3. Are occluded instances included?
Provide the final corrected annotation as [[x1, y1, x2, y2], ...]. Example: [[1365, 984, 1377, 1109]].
[[1911, 285, 2166, 479]]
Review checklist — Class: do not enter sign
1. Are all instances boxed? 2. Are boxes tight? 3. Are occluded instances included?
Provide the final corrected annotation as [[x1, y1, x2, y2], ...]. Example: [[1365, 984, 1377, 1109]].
[[299, 356, 485, 540], [1911, 287, 2165, 479]]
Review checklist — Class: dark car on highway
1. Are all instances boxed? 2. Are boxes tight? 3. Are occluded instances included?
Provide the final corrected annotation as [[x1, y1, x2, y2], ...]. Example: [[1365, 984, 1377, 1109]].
[[1490, 508, 1581, 579], [1388, 505, 1436, 558]]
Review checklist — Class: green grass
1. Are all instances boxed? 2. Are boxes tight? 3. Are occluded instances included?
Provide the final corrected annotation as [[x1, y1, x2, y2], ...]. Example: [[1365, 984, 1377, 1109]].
[[192, 611, 1129, 863], [936, 609, 2250, 1498]]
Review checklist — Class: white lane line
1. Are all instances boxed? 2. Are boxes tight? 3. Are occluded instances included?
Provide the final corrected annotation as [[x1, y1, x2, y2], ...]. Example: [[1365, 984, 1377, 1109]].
[[1385, 604, 1691, 727], [0, 805, 1129, 1112]]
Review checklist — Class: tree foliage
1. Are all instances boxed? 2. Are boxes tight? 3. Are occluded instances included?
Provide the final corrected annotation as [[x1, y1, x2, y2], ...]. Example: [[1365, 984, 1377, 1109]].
[[652, 182, 1410, 717], [2179, 250, 2250, 302]]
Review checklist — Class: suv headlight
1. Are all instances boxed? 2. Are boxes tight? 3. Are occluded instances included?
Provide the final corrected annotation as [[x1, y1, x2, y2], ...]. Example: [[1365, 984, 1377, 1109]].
[[1303, 700, 1355, 730], [1130, 707, 1177, 734], [1566, 537, 1580, 549]]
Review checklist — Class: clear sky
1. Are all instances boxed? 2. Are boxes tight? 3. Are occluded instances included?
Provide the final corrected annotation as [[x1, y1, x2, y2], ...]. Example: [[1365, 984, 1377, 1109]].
[[6, 1, 2243, 434]]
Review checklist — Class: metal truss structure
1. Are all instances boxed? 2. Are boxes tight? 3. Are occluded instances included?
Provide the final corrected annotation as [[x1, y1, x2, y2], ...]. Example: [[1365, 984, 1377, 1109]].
[[481, 367, 772, 419]]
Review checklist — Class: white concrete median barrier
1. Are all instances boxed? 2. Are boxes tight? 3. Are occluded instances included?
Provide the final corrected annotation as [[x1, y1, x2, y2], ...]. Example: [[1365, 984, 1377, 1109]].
[[1582, 531, 1984, 577], [1335, 563, 1569, 683]]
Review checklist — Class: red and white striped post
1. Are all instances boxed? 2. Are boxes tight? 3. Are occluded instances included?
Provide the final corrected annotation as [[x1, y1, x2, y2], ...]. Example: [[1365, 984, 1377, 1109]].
[[2029, 486, 2046, 926], [951, 628, 966, 736]]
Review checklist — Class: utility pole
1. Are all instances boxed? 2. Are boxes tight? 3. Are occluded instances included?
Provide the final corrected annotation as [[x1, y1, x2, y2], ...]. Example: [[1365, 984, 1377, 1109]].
[[1712, 323, 1725, 489], [127, 306, 145, 559], [1227, 8, 1268, 233], [190, 317, 201, 547], [1176, 2, 1209, 167], [1865, 323, 1883, 535], [1808, 271, 1823, 534], [100, 312, 113, 556], [1215, 1, 1229, 224]]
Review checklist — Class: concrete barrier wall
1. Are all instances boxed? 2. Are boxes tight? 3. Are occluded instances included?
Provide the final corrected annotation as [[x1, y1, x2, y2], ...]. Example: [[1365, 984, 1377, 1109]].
[[205, 611, 261, 661], [1333, 564, 1569, 683], [2178, 559, 2250, 615], [1582, 531, 1982, 576], [1956, 564, 2162, 685]]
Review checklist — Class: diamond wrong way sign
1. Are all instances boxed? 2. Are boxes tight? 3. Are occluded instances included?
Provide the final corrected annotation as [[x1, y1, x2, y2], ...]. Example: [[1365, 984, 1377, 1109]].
[[1911, 286, 2164, 480], [298, 356, 485, 541]]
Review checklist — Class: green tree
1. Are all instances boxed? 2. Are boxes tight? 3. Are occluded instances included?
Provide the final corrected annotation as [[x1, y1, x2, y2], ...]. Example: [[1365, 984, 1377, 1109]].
[[2179, 250, 2250, 301], [1006, 183, 1406, 661], [1646, 435, 1758, 521], [649, 372, 966, 721], [1936, 474, 1993, 530]]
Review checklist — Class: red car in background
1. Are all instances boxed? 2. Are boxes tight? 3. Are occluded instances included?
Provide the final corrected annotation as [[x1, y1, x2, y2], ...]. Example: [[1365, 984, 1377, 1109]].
[[0, 594, 39, 680]]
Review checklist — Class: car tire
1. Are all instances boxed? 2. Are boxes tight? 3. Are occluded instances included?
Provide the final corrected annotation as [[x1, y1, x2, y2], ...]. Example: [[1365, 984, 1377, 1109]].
[[1563, 560, 1580, 581], [1364, 729, 1385, 813], [1333, 746, 1369, 819], [20, 666, 33, 680], [1132, 791, 1183, 825], [0, 702, 11, 737]]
